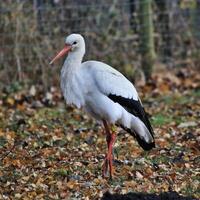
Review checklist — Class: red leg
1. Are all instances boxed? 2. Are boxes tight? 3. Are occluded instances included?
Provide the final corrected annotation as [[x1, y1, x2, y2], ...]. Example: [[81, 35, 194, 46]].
[[102, 120, 116, 179]]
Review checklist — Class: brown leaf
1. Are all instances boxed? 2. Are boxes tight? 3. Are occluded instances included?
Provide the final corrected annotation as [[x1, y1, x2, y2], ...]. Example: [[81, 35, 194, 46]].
[[136, 171, 143, 179], [6, 97, 15, 106], [66, 180, 77, 190]]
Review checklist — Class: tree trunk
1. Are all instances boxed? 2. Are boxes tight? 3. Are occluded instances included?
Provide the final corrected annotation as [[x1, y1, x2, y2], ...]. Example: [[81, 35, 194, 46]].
[[139, 0, 156, 79]]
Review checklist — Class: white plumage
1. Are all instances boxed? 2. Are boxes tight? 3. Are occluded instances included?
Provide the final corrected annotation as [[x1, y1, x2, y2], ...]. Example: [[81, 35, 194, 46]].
[[50, 33, 155, 178]]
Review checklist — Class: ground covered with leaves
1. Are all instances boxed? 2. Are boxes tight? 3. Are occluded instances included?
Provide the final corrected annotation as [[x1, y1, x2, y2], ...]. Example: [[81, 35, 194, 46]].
[[0, 67, 199, 199]]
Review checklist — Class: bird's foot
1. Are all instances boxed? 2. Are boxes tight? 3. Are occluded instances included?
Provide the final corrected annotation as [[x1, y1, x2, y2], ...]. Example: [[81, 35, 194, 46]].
[[102, 155, 113, 179]]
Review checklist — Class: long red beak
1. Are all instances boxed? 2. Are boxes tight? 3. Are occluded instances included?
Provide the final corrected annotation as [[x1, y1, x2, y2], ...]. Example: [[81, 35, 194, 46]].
[[49, 44, 72, 65]]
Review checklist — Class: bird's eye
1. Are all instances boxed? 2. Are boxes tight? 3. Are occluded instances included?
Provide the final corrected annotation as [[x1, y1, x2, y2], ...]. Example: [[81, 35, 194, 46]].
[[73, 41, 77, 45]]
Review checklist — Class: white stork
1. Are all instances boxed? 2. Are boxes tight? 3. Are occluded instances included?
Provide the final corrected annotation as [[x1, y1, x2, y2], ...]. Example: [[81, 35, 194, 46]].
[[50, 34, 155, 179]]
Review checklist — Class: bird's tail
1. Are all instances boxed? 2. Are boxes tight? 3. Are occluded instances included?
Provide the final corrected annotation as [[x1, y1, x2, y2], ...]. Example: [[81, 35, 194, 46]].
[[120, 114, 155, 151], [108, 94, 155, 150]]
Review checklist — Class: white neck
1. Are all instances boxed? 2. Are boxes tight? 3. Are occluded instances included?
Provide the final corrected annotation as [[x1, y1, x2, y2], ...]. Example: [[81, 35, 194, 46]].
[[63, 42, 85, 71], [67, 51, 83, 66], [60, 45, 85, 105], [61, 44, 85, 93]]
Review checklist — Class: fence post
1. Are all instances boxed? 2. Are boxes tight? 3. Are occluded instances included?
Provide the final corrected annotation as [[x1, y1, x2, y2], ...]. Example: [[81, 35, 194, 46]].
[[139, 0, 156, 79]]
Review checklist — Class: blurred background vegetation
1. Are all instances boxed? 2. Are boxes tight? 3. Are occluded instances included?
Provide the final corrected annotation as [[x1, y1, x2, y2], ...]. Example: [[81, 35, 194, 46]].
[[0, 0, 200, 90]]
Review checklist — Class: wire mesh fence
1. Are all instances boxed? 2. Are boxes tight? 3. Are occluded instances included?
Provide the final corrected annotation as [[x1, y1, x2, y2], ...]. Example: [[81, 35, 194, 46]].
[[1, 0, 200, 87]]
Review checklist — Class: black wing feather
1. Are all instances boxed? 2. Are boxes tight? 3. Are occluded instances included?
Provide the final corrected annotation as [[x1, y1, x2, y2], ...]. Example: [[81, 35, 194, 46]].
[[108, 94, 155, 150]]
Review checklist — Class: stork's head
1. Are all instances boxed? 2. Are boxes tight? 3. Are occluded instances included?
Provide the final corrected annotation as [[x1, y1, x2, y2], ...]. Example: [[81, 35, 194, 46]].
[[50, 34, 85, 65]]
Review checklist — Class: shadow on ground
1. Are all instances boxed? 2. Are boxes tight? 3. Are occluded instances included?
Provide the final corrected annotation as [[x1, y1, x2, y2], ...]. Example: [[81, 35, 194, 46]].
[[101, 191, 198, 200]]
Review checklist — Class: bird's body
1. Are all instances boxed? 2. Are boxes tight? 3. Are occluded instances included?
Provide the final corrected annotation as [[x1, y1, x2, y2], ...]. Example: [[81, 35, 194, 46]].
[[50, 34, 155, 178]]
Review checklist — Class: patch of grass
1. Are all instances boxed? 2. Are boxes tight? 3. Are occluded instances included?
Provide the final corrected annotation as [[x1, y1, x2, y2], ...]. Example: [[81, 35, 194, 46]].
[[150, 156, 170, 165], [177, 95, 191, 105], [54, 168, 70, 177], [37, 108, 65, 118], [192, 89, 200, 97], [33, 107, 84, 130], [173, 116, 184, 124], [34, 118, 55, 130], [151, 114, 173, 126], [157, 89, 200, 106], [16, 130, 31, 138], [161, 96, 174, 105]]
